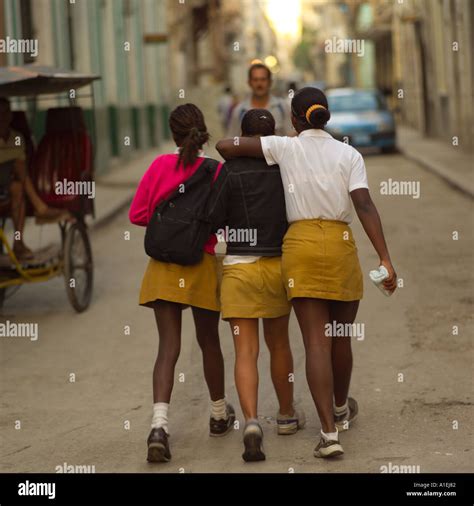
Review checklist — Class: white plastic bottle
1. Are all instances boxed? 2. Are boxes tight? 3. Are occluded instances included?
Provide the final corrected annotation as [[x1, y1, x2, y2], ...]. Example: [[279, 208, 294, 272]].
[[369, 265, 392, 297]]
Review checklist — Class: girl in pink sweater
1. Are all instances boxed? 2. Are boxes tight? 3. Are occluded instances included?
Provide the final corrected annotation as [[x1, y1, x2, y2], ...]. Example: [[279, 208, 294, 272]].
[[129, 104, 234, 463]]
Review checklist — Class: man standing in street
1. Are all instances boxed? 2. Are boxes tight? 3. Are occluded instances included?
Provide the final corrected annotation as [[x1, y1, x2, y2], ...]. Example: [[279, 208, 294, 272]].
[[227, 63, 293, 137]]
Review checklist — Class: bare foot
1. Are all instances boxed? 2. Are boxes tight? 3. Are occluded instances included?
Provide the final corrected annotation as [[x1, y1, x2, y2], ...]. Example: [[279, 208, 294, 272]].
[[35, 207, 75, 224]]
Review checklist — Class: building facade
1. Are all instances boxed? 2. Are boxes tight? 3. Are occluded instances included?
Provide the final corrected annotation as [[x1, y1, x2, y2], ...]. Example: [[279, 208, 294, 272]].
[[297, 0, 374, 89], [223, 0, 278, 96], [356, 0, 473, 153], [166, 0, 278, 97], [1, 0, 172, 175], [393, 0, 473, 152]]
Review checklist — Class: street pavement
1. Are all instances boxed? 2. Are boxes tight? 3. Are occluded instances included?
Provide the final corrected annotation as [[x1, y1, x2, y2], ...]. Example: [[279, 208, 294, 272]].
[[1, 150, 472, 473]]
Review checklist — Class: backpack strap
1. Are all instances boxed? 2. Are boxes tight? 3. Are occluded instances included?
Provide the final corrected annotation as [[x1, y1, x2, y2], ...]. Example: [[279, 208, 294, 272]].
[[162, 158, 219, 207], [198, 157, 220, 177]]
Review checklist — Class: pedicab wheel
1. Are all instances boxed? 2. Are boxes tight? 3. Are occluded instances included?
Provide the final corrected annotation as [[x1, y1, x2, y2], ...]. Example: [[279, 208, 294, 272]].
[[64, 221, 93, 312], [0, 284, 20, 311], [0, 287, 5, 310], [1, 229, 23, 310]]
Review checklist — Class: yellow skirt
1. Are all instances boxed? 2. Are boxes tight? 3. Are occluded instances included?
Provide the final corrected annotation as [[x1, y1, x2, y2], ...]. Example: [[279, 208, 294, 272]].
[[282, 219, 363, 301], [221, 257, 291, 320], [139, 252, 220, 311]]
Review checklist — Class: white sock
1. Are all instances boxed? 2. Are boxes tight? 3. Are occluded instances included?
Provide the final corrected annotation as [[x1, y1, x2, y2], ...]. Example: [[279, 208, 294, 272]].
[[334, 400, 348, 416], [211, 398, 227, 420], [321, 429, 339, 442], [151, 402, 169, 434]]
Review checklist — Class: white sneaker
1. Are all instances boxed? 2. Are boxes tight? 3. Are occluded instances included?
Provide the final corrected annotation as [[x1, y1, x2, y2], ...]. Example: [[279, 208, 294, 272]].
[[313, 436, 344, 458], [334, 397, 358, 432], [276, 404, 306, 435], [242, 420, 265, 462]]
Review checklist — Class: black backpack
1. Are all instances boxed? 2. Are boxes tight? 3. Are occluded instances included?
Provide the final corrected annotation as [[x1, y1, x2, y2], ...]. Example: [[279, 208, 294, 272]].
[[144, 158, 219, 265]]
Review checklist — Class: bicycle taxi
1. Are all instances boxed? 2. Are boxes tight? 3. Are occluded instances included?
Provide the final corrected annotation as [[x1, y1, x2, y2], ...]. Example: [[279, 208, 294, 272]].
[[0, 65, 100, 312]]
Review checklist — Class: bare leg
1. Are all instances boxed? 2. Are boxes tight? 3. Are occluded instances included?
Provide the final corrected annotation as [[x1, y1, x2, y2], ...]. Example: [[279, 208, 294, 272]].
[[152, 301, 182, 403], [230, 318, 259, 421], [329, 300, 359, 407], [191, 307, 225, 401], [262, 315, 294, 416], [14, 159, 72, 221], [9, 180, 25, 236], [292, 297, 335, 433], [8, 180, 33, 257], [13, 160, 46, 213]]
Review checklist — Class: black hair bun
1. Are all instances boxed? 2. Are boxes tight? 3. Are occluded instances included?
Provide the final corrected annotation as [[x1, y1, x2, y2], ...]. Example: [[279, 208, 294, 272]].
[[308, 107, 331, 128], [188, 127, 210, 145]]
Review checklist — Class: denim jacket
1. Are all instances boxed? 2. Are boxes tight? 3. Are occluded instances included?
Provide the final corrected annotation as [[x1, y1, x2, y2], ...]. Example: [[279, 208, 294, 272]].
[[207, 157, 288, 256]]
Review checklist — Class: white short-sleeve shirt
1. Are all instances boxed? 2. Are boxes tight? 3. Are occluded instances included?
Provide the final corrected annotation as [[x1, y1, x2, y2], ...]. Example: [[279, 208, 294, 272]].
[[261, 129, 369, 224]]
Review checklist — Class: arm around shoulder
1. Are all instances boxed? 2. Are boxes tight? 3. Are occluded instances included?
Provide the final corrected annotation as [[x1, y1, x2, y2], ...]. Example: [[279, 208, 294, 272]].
[[215, 137, 264, 160]]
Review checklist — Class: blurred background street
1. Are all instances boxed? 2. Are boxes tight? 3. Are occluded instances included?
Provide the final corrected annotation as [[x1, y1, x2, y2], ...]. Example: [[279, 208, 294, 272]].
[[1, 0, 472, 176], [0, 0, 473, 473]]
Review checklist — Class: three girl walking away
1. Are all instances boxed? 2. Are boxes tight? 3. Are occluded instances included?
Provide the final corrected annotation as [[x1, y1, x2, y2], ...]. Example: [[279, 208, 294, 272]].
[[217, 86, 397, 458], [130, 87, 397, 464], [129, 104, 235, 463]]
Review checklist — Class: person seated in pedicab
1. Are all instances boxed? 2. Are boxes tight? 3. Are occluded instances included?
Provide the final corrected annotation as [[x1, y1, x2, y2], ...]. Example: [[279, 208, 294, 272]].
[[0, 97, 72, 260]]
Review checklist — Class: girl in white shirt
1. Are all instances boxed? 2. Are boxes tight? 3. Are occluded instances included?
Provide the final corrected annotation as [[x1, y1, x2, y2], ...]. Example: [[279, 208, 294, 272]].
[[216, 87, 397, 459]]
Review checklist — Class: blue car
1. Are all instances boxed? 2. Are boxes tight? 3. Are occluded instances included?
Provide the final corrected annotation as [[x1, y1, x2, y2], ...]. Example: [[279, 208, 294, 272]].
[[325, 88, 397, 153]]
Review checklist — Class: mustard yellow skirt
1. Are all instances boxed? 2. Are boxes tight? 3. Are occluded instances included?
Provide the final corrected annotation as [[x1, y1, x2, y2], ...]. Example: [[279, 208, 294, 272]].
[[139, 252, 220, 311], [221, 257, 291, 320], [282, 219, 363, 301]]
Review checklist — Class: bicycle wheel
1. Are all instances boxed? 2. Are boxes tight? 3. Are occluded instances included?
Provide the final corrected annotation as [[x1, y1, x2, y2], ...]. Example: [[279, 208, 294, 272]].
[[64, 222, 93, 312]]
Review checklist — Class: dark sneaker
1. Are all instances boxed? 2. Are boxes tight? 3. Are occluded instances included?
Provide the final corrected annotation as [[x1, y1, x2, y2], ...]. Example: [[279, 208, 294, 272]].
[[147, 428, 171, 463], [335, 397, 358, 432], [242, 420, 265, 462], [313, 436, 344, 458], [277, 404, 306, 435], [210, 403, 235, 437]]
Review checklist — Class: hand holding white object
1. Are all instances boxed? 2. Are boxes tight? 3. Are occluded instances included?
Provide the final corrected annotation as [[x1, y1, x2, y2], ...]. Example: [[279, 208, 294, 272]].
[[369, 265, 393, 297]]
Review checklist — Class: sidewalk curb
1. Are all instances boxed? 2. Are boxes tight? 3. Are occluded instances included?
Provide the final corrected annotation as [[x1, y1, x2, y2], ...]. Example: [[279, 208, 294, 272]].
[[89, 191, 134, 232], [398, 146, 474, 199], [89, 145, 177, 232]]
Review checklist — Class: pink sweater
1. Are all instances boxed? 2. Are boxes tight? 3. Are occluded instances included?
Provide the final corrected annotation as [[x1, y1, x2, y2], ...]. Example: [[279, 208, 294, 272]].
[[129, 154, 222, 255]]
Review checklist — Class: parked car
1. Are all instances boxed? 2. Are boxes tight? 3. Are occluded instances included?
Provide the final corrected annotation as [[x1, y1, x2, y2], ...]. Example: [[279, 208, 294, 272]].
[[325, 88, 397, 153]]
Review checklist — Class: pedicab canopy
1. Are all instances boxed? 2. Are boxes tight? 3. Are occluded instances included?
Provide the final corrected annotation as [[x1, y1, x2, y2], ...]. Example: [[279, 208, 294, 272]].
[[0, 65, 100, 97]]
